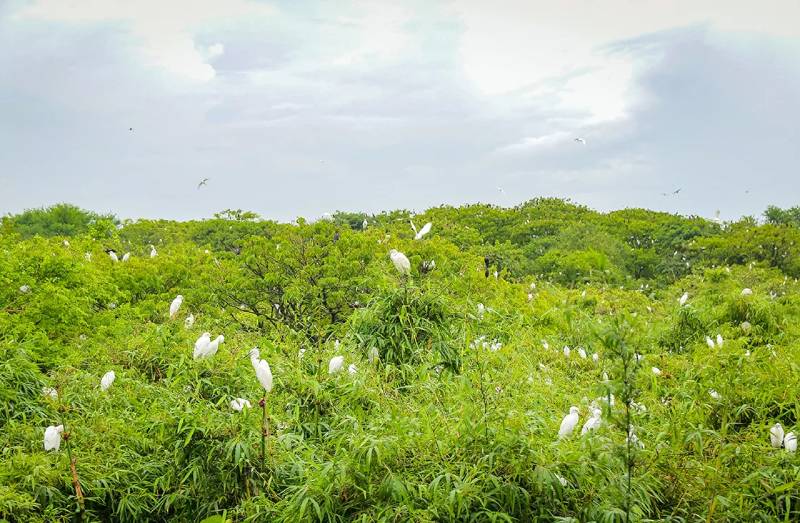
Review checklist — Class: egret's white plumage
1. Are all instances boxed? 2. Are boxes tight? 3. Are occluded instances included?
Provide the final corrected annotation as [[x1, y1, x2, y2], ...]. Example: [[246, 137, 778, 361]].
[[193, 332, 211, 359], [122, 252, 131, 262], [706, 336, 715, 349], [389, 249, 411, 275], [785, 432, 797, 453], [100, 370, 115, 391], [558, 406, 580, 438], [348, 363, 358, 375], [298, 348, 306, 359], [85, 252, 92, 261], [44, 424, 64, 451], [577, 348, 587, 359], [709, 389, 721, 400], [741, 288, 753, 296], [651, 367, 662, 376], [203, 335, 224, 358], [230, 398, 252, 411], [184, 313, 195, 329], [679, 292, 688, 306], [592, 353, 599, 363], [563, 346, 570, 358], [19, 285, 31, 294], [249, 348, 273, 393], [329, 355, 344, 374], [149, 245, 157, 258], [169, 295, 183, 319], [716, 334, 723, 347], [413, 221, 432, 240], [108, 250, 119, 262], [581, 408, 602, 434], [770, 423, 785, 448]]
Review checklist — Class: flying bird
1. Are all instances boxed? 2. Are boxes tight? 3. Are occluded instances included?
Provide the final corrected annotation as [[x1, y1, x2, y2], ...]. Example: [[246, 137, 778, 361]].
[[197, 178, 209, 189], [410, 220, 432, 240], [574, 137, 586, 145]]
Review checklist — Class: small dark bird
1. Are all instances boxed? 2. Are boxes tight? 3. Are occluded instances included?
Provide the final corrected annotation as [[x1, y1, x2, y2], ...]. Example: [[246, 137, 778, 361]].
[[333, 231, 340, 243], [484, 256, 491, 278], [197, 178, 209, 189], [128, 127, 133, 132], [673, 188, 681, 195]]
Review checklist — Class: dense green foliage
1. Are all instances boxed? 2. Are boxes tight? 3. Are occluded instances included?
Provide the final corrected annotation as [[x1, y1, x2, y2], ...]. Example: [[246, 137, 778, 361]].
[[1, 199, 799, 522]]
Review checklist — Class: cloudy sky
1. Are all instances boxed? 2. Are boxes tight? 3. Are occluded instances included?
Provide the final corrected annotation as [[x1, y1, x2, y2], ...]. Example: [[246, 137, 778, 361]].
[[1, 0, 798, 221]]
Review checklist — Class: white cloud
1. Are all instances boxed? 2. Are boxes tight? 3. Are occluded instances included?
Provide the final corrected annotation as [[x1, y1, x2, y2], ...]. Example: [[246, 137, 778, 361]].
[[495, 131, 573, 154], [15, 0, 272, 82]]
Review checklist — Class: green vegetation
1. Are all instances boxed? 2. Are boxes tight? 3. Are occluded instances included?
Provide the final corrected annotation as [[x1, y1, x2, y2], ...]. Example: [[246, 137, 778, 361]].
[[1, 199, 799, 522]]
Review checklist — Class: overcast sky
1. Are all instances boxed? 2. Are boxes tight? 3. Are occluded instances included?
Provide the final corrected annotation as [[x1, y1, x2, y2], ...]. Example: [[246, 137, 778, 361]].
[[1, 0, 798, 222]]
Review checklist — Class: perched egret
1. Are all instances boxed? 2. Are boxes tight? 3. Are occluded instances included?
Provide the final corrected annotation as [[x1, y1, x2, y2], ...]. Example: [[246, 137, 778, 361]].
[[329, 355, 345, 374], [679, 292, 688, 306], [716, 334, 723, 347], [204, 335, 224, 358], [42, 386, 58, 400], [770, 423, 785, 448], [558, 406, 580, 438], [249, 348, 273, 393], [100, 370, 115, 391], [169, 295, 183, 319], [85, 252, 92, 261], [107, 249, 119, 262], [368, 346, 379, 364], [44, 425, 64, 451], [348, 363, 358, 375], [477, 303, 486, 317], [19, 285, 31, 294], [592, 353, 599, 363], [651, 367, 662, 376], [563, 346, 571, 358], [230, 398, 252, 411], [184, 313, 195, 329], [785, 432, 797, 453], [555, 474, 568, 487], [709, 389, 721, 400], [741, 321, 752, 333], [741, 288, 753, 296], [389, 249, 411, 275], [63, 239, 70, 247], [578, 348, 587, 359], [149, 244, 158, 258], [706, 336, 715, 349], [542, 340, 549, 350], [298, 348, 306, 359], [362, 219, 368, 230], [581, 408, 602, 434], [193, 332, 211, 359], [122, 252, 131, 262]]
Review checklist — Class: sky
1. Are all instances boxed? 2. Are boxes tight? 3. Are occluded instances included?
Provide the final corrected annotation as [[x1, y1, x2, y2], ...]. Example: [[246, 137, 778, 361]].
[[1, 0, 799, 222]]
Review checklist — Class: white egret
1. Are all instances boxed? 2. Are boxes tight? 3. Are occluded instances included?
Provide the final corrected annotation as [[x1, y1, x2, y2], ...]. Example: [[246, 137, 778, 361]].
[[770, 423, 785, 448], [558, 407, 580, 438], [249, 348, 273, 393], [555, 474, 568, 487], [84, 252, 92, 261], [230, 398, 252, 411], [716, 334, 723, 347], [348, 363, 358, 375], [149, 244, 158, 258], [44, 425, 64, 451], [651, 367, 662, 376], [368, 346, 379, 364], [706, 336, 715, 349], [581, 408, 602, 434], [563, 346, 570, 358], [741, 321, 752, 333], [169, 295, 183, 319], [412, 221, 432, 240], [362, 219, 368, 230], [602, 372, 609, 382], [527, 292, 533, 301], [477, 303, 485, 317], [741, 288, 753, 296], [204, 335, 224, 358], [63, 239, 70, 247], [184, 313, 195, 329], [592, 353, 599, 363], [542, 340, 549, 350], [578, 348, 587, 359], [122, 252, 131, 262], [298, 348, 306, 359], [100, 370, 115, 391], [193, 332, 211, 359], [107, 250, 119, 262], [19, 285, 31, 294], [785, 432, 797, 453], [709, 389, 721, 400], [329, 355, 344, 374], [389, 249, 411, 275], [42, 387, 58, 400], [679, 292, 688, 306]]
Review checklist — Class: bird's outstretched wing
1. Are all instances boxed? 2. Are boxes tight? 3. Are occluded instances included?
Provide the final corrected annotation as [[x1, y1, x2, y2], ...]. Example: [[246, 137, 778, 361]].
[[409, 220, 417, 234], [673, 188, 681, 194], [197, 178, 209, 189]]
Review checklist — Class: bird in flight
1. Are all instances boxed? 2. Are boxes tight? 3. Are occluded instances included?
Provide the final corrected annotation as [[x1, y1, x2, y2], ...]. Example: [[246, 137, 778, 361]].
[[128, 127, 134, 132], [673, 188, 681, 195], [197, 178, 209, 189], [574, 137, 586, 145]]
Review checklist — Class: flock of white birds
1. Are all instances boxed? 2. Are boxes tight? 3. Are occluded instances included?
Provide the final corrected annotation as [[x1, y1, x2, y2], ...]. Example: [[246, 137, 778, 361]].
[[40, 218, 796, 459]]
